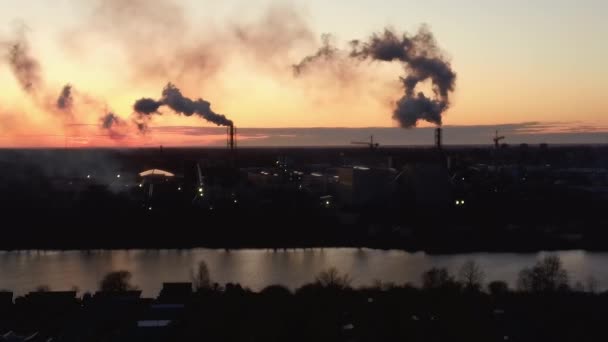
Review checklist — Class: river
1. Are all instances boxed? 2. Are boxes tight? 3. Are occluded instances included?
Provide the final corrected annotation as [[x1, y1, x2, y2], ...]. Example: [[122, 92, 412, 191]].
[[0, 249, 606, 296]]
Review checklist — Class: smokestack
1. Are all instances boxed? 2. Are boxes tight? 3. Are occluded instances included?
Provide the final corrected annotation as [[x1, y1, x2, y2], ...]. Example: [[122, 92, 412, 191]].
[[228, 124, 237, 151], [435, 127, 443, 150]]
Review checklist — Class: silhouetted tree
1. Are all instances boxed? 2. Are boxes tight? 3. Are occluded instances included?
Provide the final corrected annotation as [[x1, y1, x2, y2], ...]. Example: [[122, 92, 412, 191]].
[[517, 255, 569, 293], [35, 285, 50, 292], [315, 267, 352, 289], [458, 260, 485, 291], [99, 271, 137, 292], [371, 280, 397, 291], [586, 276, 599, 294], [260, 285, 292, 297], [422, 267, 458, 290], [191, 260, 211, 291], [487, 281, 510, 296]]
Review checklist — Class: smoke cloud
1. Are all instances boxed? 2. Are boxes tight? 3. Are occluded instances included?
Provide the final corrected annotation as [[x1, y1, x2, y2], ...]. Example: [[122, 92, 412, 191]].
[[133, 98, 162, 115], [101, 112, 121, 130], [295, 26, 457, 128], [57, 84, 74, 112], [134, 83, 232, 132], [292, 34, 337, 76], [2, 28, 78, 121], [100, 112, 127, 139], [3, 29, 43, 94], [67, 1, 314, 85]]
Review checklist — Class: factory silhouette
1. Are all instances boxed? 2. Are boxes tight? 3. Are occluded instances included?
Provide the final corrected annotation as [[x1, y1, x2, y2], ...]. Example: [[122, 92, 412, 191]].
[[1, 120, 607, 252]]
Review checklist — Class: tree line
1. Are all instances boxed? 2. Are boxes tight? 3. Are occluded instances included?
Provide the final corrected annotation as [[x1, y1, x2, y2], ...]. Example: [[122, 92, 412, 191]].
[[83, 254, 599, 296]]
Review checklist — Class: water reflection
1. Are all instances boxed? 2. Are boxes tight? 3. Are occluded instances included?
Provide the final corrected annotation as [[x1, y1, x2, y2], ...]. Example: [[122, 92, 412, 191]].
[[0, 249, 607, 296]]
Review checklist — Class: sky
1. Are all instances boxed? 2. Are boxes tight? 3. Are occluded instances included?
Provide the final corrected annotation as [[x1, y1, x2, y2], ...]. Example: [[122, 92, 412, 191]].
[[0, 0, 607, 147]]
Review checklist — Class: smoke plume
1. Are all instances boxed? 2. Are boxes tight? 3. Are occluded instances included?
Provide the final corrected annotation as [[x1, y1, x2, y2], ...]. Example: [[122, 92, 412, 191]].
[[100, 112, 127, 139], [295, 26, 457, 128], [133, 98, 162, 115], [4, 32, 43, 94], [134, 83, 232, 132], [101, 112, 121, 130], [292, 34, 337, 76], [57, 84, 74, 111], [67, 1, 313, 86]]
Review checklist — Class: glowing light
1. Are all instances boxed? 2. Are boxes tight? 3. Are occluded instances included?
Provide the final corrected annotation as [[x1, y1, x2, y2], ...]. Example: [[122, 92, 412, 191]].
[[86, 175, 91, 179], [148, 207, 153, 211], [117, 174, 121, 178], [325, 201, 330, 205], [198, 187, 203, 193], [139, 184, 143, 188], [178, 187, 182, 191]]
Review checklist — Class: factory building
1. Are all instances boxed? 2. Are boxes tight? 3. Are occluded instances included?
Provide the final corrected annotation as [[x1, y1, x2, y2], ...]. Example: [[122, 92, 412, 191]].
[[336, 166, 396, 206], [397, 162, 452, 208]]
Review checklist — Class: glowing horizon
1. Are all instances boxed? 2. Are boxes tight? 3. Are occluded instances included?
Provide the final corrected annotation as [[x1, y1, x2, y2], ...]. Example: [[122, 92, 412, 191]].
[[1, 0, 607, 147]]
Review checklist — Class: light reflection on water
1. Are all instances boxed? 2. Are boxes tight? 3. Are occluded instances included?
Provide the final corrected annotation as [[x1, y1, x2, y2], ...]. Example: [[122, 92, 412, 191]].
[[0, 249, 606, 296]]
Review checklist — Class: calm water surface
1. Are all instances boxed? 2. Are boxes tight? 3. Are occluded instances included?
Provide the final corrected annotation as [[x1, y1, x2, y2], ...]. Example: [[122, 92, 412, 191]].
[[0, 249, 606, 296]]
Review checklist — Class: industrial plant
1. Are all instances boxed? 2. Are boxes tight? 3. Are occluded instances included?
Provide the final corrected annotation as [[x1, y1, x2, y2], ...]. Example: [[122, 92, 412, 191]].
[[1, 123, 606, 252]]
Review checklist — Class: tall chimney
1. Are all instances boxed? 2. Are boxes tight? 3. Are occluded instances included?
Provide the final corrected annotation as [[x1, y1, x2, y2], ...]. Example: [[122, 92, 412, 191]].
[[228, 124, 236, 151], [435, 127, 443, 150]]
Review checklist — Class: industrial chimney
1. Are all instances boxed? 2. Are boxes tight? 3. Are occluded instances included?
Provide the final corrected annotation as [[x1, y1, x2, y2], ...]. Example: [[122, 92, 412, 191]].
[[227, 124, 237, 151], [435, 127, 443, 150]]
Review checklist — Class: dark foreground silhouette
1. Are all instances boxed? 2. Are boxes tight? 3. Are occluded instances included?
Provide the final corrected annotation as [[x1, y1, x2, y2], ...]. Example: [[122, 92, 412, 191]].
[[1, 146, 607, 252], [0, 257, 605, 341]]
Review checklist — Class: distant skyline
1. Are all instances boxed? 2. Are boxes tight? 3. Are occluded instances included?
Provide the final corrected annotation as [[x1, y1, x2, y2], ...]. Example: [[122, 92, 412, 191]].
[[0, 0, 607, 146], [2, 123, 606, 148]]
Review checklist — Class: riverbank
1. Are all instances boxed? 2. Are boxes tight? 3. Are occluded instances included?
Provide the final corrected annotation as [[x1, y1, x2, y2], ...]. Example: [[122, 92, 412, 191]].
[[0, 248, 605, 297], [0, 262, 604, 342]]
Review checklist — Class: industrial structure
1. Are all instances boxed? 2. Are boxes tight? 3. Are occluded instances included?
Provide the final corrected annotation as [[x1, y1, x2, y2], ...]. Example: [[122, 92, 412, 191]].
[[228, 124, 237, 152], [435, 127, 443, 150], [351, 136, 380, 151]]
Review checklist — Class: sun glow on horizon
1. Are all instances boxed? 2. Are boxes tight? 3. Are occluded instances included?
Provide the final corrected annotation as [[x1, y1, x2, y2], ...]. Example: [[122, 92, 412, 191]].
[[1, 0, 607, 147]]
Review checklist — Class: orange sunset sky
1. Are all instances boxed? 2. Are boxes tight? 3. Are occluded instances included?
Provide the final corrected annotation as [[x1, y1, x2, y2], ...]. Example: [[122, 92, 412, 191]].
[[0, 0, 607, 147]]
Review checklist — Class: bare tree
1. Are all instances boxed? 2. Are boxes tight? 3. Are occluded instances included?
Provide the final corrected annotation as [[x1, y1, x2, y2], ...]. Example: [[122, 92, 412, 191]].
[[315, 267, 353, 289], [191, 260, 211, 291], [517, 255, 569, 293], [100, 271, 138, 292], [458, 260, 485, 291], [585, 275, 599, 294], [422, 267, 457, 290]]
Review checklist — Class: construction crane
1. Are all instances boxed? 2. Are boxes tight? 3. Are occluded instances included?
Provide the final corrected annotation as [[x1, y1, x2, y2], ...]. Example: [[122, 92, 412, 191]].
[[351, 136, 380, 150], [493, 130, 505, 149]]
